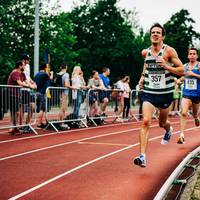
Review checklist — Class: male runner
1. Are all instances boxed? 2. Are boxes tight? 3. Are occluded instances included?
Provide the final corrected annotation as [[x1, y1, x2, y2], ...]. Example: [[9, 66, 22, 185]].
[[177, 47, 200, 144], [134, 23, 184, 167]]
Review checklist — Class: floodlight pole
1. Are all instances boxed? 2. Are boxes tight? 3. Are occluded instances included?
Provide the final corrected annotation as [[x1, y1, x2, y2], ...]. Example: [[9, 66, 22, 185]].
[[34, 0, 40, 75]]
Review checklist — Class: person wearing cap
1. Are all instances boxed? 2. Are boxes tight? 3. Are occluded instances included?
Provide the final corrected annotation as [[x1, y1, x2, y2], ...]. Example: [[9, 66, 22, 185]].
[[20, 54, 37, 132]]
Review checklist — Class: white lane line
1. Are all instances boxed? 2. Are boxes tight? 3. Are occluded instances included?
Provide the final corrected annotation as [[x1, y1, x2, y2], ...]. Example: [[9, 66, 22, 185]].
[[78, 141, 131, 146], [8, 126, 200, 200], [0, 126, 146, 161], [0, 118, 183, 145], [0, 120, 139, 144], [0, 118, 188, 144], [0, 120, 192, 161]]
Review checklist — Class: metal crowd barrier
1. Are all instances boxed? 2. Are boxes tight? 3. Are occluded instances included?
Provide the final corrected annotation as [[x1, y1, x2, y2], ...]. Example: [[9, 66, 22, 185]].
[[130, 89, 184, 120], [130, 89, 142, 121], [87, 88, 126, 126], [130, 89, 161, 121], [0, 85, 37, 134], [45, 87, 88, 132]]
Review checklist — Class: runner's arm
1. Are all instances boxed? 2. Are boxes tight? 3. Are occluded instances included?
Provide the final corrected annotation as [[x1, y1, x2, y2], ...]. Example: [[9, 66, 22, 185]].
[[157, 47, 184, 76], [164, 47, 184, 76], [138, 49, 147, 89], [187, 70, 200, 79]]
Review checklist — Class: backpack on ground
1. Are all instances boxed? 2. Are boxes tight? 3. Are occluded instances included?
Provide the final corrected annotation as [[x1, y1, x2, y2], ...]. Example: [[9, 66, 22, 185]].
[[64, 113, 81, 128]]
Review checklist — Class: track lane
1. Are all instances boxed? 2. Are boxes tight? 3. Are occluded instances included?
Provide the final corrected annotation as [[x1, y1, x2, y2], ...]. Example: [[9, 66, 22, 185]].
[[0, 119, 185, 159], [7, 126, 200, 200], [0, 118, 199, 199]]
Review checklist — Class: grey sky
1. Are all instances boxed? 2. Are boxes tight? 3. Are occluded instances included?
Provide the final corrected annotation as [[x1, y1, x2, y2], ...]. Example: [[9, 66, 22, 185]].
[[56, 0, 200, 33]]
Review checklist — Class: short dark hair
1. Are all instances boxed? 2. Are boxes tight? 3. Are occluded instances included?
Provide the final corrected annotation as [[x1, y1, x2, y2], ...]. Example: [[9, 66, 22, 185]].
[[60, 63, 67, 69], [21, 54, 30, 60], [188, 47, 198, 55], [15, 60, 23, 69], [91, 70, 98, 77], [150, 23, 165, 36], [102, 67, 110, 73], [39, 64, 47, 71]]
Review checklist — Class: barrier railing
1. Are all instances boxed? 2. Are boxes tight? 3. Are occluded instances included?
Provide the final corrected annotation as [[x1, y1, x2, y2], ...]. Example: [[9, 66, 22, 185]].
[[154, 146, 200, 200], [130, 89, 142, 121], [0, 84, 185, 135], [45, 87, 88, 132], [0, 85, 37, 134], [87, 88, 125, 125], [130, 89, 184, 120]]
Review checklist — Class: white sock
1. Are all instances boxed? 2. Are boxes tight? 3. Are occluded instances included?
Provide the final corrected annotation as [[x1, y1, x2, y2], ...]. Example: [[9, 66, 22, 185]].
[[180, 132, 184, 137]]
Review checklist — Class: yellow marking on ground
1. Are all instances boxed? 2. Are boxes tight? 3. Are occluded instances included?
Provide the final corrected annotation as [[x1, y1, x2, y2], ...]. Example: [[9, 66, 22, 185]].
[[77, 141, 130, 147]]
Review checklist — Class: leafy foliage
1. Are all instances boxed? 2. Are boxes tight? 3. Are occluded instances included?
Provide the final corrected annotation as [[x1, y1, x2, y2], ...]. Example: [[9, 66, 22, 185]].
[[0, 1, 200, 88], [39, 10, 78, 73], [0, 0, 35, 83], [69, 0, 143, 86], [164, 9, 200, 63]]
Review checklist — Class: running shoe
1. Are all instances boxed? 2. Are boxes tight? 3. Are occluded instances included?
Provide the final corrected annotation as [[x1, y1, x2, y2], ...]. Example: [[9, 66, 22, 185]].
[[161, 126, 173, 145], [133, 155, 146, 167], [177, 136, 185, 144], [195, 118, 200, 127]]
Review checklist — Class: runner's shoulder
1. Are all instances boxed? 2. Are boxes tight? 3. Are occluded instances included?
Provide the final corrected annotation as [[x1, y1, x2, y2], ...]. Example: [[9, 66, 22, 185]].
[[141, 49, 148, 58], [165, 45, 177, 56]]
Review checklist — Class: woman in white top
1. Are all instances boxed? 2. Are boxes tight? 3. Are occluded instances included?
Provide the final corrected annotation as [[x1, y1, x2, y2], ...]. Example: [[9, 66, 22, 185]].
[[123, 76, 131, 119], [71, 66, 87, 117]]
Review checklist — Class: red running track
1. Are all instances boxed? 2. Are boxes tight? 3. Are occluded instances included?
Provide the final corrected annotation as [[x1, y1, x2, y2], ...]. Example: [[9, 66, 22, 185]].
[[0, 118, 200, 200]]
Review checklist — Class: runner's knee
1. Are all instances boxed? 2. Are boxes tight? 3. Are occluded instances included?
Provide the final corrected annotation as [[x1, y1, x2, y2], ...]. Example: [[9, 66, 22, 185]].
[[181, 112, 187, 118], [142, 118, 151, 127]]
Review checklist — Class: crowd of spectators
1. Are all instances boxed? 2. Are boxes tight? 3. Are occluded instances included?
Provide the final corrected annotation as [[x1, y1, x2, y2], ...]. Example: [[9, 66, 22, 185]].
[[5, 54, 135, 134]]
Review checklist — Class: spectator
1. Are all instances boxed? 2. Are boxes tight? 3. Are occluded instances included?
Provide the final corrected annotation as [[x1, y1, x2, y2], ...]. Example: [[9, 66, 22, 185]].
[[123, 76, 131, 120], [113, 75, 125, 122], [99, 67, 111, 116], [87, 70, 104, 117], [7, 60, 35, 135], [57, 64, 71, 129], [20, 54, 37, 130], [34, 64, 50, 129], [71, 66, 87, 117]]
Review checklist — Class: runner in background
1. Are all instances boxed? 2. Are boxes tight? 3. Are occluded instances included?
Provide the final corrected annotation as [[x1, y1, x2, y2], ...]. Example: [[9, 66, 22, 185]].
[[177, 47, 200, 144]]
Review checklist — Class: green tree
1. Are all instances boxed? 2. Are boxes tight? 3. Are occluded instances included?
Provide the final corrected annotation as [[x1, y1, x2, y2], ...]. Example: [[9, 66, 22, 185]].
[[0, 0, 78, 83], [70, 0, 142, 87], [164, 9, 200, 63], [0, 0, 35, 83], [40, 10, 78, 73]]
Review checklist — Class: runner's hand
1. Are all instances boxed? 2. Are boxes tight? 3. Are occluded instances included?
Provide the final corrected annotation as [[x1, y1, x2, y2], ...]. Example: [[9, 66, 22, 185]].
[[138, 76, 144, 89]]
